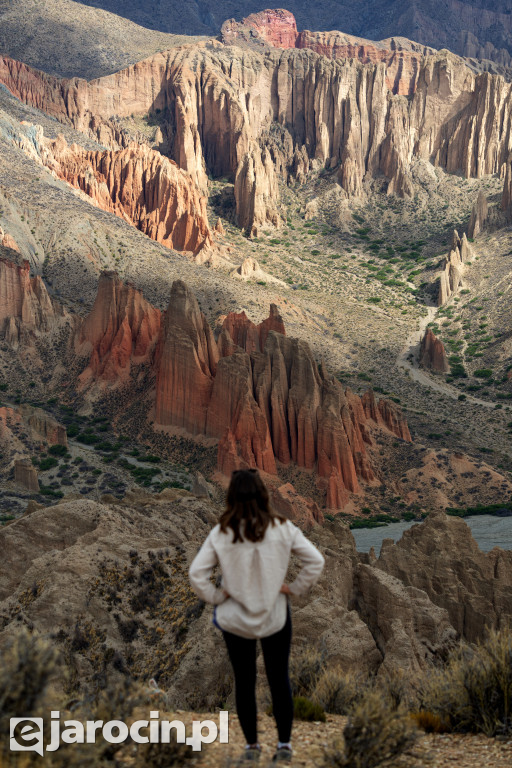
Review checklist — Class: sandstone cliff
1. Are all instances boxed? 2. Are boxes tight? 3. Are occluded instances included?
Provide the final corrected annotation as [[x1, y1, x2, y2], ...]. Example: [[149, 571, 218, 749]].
[[77, 271, 162, 385], [0, 253, 65, 346], [468, 190, 489, 238], [43, 137, 212, 254], [221, 9, 435, 96], [419, 327, 450, 373], [153, 280, 411, 508], [13, 457, 39, 492], [3, 26, 512, 228]]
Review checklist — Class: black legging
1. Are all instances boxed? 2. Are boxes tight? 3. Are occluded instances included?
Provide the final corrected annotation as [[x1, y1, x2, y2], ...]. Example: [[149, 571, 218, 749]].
[[222, 608, 293, 745]]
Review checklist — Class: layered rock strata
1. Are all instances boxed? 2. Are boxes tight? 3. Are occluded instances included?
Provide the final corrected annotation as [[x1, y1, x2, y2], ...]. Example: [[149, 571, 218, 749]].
[[44, 137, 212, 254], [3, 24, 512, 232]]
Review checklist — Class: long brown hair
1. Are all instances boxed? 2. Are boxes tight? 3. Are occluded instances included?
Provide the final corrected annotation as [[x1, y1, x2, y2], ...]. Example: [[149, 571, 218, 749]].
[[219, 469, 286, 543]]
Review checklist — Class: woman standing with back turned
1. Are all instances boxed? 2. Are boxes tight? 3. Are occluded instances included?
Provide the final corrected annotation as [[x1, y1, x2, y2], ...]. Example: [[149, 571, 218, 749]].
[[189, 468, 325, 764]]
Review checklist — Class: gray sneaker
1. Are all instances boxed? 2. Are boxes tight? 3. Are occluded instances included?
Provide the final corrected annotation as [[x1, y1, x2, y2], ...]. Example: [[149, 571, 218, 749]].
[[272, 746, 292, 763], [237, 746, 261, 764]]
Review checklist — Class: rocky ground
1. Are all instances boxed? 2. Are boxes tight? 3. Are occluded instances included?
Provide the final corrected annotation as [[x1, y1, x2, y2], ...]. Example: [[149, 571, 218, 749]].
[[190, 711, 512, 768]]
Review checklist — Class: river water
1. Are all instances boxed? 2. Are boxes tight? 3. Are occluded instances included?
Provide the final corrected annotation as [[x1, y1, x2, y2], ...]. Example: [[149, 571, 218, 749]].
[[351, 515, 512, 555]]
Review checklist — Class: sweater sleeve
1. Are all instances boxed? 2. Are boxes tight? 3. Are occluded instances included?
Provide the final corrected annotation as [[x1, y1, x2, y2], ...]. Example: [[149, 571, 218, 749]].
[[188, 529, 228, 605], [287, 524, 325, 596]]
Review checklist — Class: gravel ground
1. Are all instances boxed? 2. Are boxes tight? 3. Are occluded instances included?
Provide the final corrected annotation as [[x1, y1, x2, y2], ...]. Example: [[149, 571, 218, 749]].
[[176, 711, 512, 767]]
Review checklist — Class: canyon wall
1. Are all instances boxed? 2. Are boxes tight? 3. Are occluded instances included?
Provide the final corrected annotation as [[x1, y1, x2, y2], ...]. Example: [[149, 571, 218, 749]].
[[3, 19, 512, 232]]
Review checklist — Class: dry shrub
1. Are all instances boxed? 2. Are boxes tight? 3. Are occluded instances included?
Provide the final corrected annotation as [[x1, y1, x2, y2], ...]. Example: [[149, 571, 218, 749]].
[[313, 667, 363, 715], [0, 629, 193, 768], [323, 691, 418, 768], [417, 625, 512, 736], [289, 646, 324, 698], [410, 710, 450, 734], [0, 629, 59, 758]]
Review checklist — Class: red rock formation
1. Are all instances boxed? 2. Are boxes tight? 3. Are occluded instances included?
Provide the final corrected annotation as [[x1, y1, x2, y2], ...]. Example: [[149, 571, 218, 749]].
[[151, 279, 411, 507], [0, 255, 63, 345], [221, 304, 285, 354], [362, 390, 412, 442], [419, 328, 450, 373], [77, 271, 161, 385], [155, 280, 219, 435], [0, 227, 20, 253], [44, 137, 212, 254], [502, 155, 512, 211], [222, 9, 299, 49], [221, 10, 433, 96], [271, 483, 324, 529]]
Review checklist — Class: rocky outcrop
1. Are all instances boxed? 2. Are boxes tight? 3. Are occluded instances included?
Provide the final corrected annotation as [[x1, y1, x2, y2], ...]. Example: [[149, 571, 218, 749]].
[[502, 155, 512, 211], [376, 509, 512, 643], [155, 280, 219, 435], [13, 457, 39, 492], [353, 563, 457, 673], [234, 144, 281, 236], [220, 304, 285, 354], [154, 282, 411, 508], [19, 405, 67, 447], [436, 230, 471, 306], [77, 271, 162, 385], [0, 226, 20, 253], [271, 483, 324, 529], [468, 191, 488, 238], [0, 253, 64, 345], [44, 137, 212, 254], [419, 328, 450, 373], [361, 390, 412, 442], [221, 9, 300, 50]]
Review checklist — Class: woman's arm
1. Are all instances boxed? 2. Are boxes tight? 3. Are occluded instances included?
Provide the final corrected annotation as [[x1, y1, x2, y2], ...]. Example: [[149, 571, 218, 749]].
[[286, 525, 325, 596], [188, 530, 228, 605]]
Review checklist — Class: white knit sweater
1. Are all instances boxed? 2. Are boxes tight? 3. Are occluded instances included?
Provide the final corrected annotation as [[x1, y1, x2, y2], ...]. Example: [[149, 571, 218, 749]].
[[188, 519, 325, 638]]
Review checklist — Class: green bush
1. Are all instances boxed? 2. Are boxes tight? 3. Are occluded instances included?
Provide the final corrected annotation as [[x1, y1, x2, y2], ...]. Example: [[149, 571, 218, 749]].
[[322, 691, 417, 768], [49, 444, 67, 456], [293, 696, 326, 722], [474, 369, 493, 379], [38, 456, 59, 471]]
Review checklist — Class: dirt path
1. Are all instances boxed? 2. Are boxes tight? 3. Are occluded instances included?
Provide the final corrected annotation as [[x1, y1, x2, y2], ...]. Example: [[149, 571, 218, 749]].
[[396, 303, 497, 410]]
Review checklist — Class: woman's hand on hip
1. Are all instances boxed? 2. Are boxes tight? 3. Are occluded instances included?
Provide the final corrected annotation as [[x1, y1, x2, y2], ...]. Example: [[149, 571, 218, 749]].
[[280, 584, 291, 595]]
